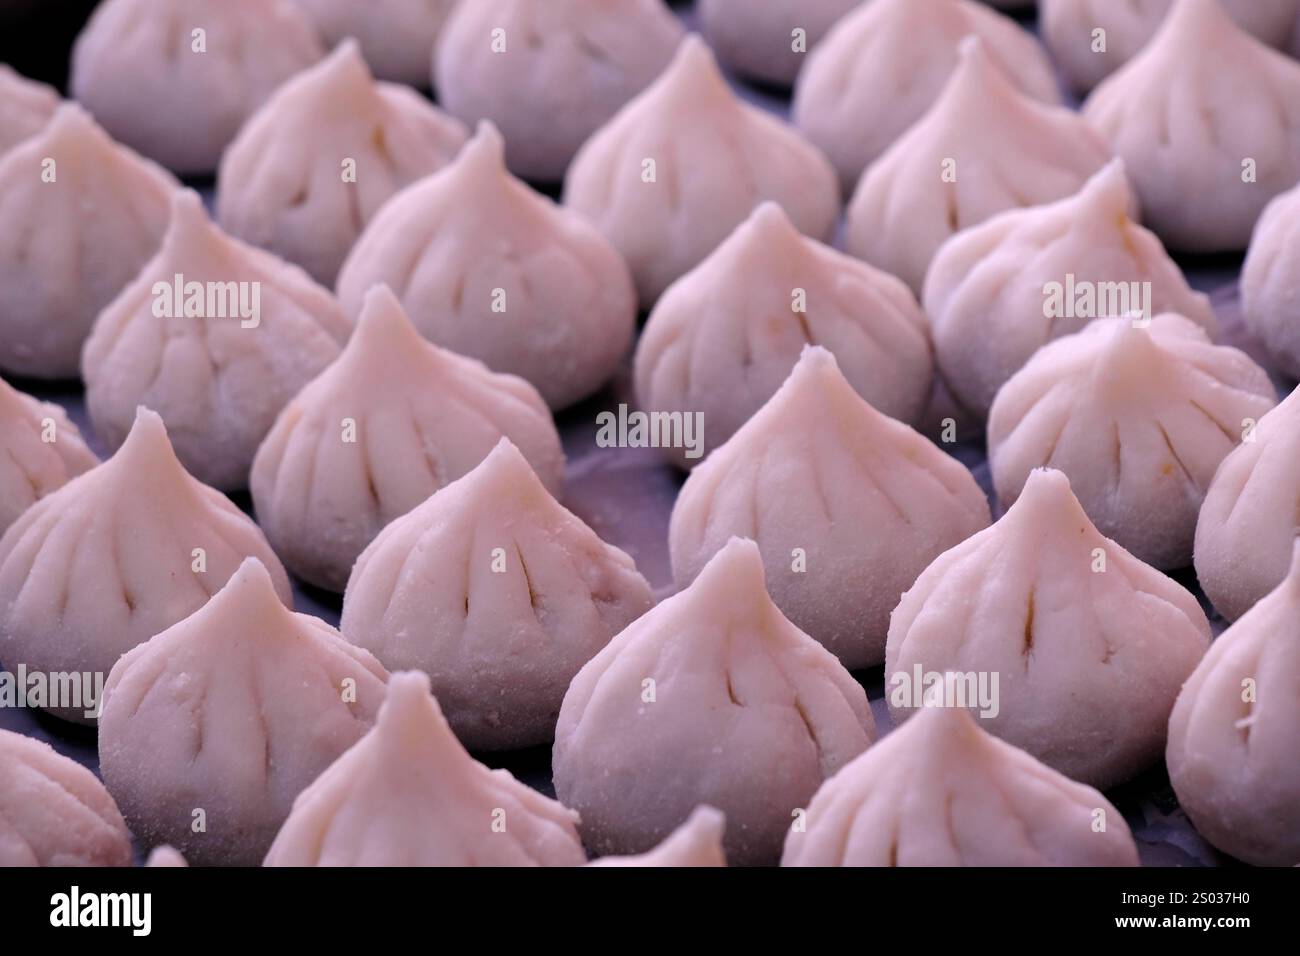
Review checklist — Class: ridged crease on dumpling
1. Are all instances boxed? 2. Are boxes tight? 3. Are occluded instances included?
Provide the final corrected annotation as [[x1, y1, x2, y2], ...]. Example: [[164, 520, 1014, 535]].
[[251, 285, 564, 592], [0, 63, 58, 154], [337, 122, 636, 411], [635, 202, 932, 468], [554, 537, 876, 866], [588, 806, 728, 867], [886, 468, 1212, 789], [699, 0, 861, 88], [670, 346, 990, 669], [264, 671, 586, 866], [83, 190, 351, 492], [989, 314, 1277, 569], [341, 439, 654, 751]]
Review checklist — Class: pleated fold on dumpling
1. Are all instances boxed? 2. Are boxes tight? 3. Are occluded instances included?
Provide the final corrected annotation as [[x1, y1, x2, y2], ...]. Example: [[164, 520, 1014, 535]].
[[0, 64, 58, 154], [782, 705, 1140, 866], [1242, 181, 1300, 380], [589, 806, 728, 867], [698, 0, 860, 88], [341, 439, 654, 751], [0, 408, 292, 723], [564, 35, 840, 305], [794, 0, 1060, 191], [635, 202, 932, 467], [1083, 0, 1300, 253], [925, 160, 1215, 421], [71, 0, 325, 175], [1195, 386, 1300, 622], [1167, 542, 1300, 866], [98, 557, 389, 866], [553, 537, 876, 866], [218, 40, 467, 287], [0, 729, 132, 867], [434, 0, 684, 183], [0, 375, 97, 536], [251, 285, 564, 592], [670, 347, 990, 670], [291, 0, 459, 85], [0, 104, 177, 379], [886, 468, 1212, 789], [337, 122, 636, 411], [1043, 0, 1299, 93], [989, 314, 1277, 570], [846, 38, 1110, 295], [264, 671, 586, 866], [83, 190, 351, 492]]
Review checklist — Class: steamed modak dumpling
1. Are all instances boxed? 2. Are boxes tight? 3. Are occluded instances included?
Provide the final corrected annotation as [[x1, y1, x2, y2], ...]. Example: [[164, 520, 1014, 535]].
[[434, 0, 683, 183], [251, 286, 564, 592], [670, 347, 990, 670], [217, 40, 468, 287], [264, 671, 587, 866], [635, 203, 932, 467], [589, 806, 727, 867], [341, 439, 654, 751], [924, 160, 1216, 421], [0, 104, 176, 380], [71, 0, 325, 175], [1083, 0, 1300, 253], [886, 468, 1212, 789], [794, 0, 1060, 191], [99, 558, 389, 867], [782, 705, 1141, 867], [290, 0, 458, 85], [1242, 181, 1300, 380], [1167, 543, 1300, 867], [1043, 0, 1299, 93], [698, 0, 861, 88], [0, 729, 132, 867], [336, 123, 636, 410], [553, 537, 876, 866], [565, 35, 840, 305], [0, 375, 97, 536], [1195, 386, 1300, 623], [0, 64, 58, 154], [846, 39, 1110, 295], [989, 314, 1277, 570], [83, 191, 351, 492], [0, 409, 291, 723]]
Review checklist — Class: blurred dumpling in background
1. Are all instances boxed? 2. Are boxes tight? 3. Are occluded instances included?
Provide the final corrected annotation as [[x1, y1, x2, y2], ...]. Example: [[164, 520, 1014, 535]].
[[341, 439, 654, 751], [0, 409, 292, 723], [83, 190, 351, 492], [0, 728, 132, 867], [794, 0, 1059, 191], [1242, 181, 1300, 380], [988, 315, 1277, 570], [783, 705, 1140, 867], [0, 375, 97, 536], [565, 35, 839, 306], [145, 846, 189, 867], [698, 0, 862, 88], [0, 104, 176, 380], [635, 202, 932, 468], [264, 671, 587, 866], [0, 63, 58, 154], [924, 160, 1215, 421], [846, 39, 1109, 295], [251, 286, 564, 592], [70, 0, 324, 175], [670, 347, 990, 670], [217, 40, 468, 287], [1043, 0, 1299, 93], [1167, 542, 1300, 867], [554, 537, 876, 866], [434, 0, 683, 183], [98, 558, 389, 866], [1083, 0, 1300, 253], [337, 123, 635, 411], [589, 806, 727, 867], [290, 0, 458, 86]]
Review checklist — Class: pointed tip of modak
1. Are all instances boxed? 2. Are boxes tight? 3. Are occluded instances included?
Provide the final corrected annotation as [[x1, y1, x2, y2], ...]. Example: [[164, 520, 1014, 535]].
[[909, 699, 984, 749], [682, 804, 727, 843], [468, 438, 548, 498], [744, 201, 801, 244], [42, 100, 103, 146], [375, 670, 463, 761], [350, 284, 433, 362], [210, 556, 290, 619], [456, 120, 509, 180], [659, 34, 732, 104], [1006, 467, 1094, 531], [163, 188, 222, 254], [320, 37, 371, 83], [1077, 158, 1132, 213], [1161, 0, 1235, 42], [687, 537, 770, 605], [945, 36, 1021, 111], [113, 406, 185, 474]]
